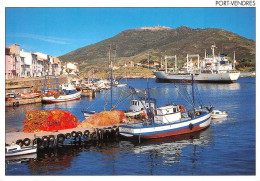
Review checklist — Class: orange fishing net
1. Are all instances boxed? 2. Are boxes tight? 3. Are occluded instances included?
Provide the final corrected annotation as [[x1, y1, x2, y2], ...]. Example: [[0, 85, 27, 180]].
[[77, 110, 126, 128], [23, 109, 80, 133]]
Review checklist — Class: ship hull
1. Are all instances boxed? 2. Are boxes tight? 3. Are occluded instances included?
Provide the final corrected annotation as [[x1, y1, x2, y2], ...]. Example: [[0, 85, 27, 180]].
[[153, 71, 240, 83]]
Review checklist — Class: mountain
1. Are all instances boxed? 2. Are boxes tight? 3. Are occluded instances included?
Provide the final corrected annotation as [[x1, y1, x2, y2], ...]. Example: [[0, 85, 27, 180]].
[[59, 26, 255, 74]]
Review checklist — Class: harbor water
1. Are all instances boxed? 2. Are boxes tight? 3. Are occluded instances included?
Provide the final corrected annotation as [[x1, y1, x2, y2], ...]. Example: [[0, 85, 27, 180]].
[[5, 77, 255, 175]]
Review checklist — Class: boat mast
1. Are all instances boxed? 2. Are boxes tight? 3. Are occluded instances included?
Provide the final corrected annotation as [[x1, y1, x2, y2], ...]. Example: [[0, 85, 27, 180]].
[[175, 55, 177, 73], [146, 79, 154, 123], [165, 56, 168, 73], [186, 54, 189, 72], [191, 74, 196, 114], [233, 51, 236, 70], [109, 44, 113, 111]]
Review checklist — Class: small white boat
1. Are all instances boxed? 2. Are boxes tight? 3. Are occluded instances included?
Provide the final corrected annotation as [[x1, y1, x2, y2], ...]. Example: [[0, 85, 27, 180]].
[[82, 110, 96, 119], [5, 144, 37, 157], [211, 110, 228, 119], [116, 83, 127, 87]]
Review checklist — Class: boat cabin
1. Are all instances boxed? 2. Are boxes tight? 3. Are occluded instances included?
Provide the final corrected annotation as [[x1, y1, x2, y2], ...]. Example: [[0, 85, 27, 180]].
[[129, 98, 156, 112], [61, 83, 77, 94], [154, 105, 181, 124]]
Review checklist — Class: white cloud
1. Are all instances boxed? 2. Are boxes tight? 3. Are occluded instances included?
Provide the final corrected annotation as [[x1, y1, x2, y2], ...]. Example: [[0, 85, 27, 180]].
[[9, 33, 70, 45]]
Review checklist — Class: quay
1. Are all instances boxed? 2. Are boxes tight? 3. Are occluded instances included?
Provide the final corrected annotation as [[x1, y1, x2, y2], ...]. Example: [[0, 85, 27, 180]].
[[6, 125, 121, 148], [6, 97, 42, 107]]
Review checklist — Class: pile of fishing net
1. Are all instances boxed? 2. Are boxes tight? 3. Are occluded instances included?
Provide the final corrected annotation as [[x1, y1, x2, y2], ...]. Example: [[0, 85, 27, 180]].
[[23, 109, 80, 133], [77, 110, 127, 128]]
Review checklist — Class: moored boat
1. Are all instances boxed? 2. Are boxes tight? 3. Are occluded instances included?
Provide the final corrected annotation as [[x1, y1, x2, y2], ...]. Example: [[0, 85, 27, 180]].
[[119, 104, 213, 139], [119, 76, 214, 139], [42, 83, 82, 104], [21, 92, 41, 99], [211, 110, 228, 119], [154, 44, 240, 83], [6, 144, 37, 157]]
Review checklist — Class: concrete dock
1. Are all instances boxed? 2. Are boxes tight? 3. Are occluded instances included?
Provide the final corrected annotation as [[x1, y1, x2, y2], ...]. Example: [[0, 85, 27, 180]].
[[6, 125, 121, 148]]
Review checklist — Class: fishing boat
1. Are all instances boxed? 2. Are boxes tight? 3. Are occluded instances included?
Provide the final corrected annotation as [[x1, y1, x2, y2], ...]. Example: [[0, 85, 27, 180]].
[[119, 76, 214, 139], [211, 110, 228, 119], [6, 144, 37, 157], [153, 44, 240, 83], [42, 83, 82, 103], [41, 75, 82, 104]]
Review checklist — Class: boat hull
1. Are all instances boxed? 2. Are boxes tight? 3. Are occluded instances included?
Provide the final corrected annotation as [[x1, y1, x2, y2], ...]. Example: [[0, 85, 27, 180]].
[[6, 147, 37, 157], [211, 114, 228, 119], [42, 91, 82, 104], [119, 111, 212, 139], [153, 71, 240, 83]]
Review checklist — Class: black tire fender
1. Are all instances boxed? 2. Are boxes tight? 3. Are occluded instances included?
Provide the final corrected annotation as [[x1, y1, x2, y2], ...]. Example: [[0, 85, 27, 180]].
[[57, 134, 65, 143], [16, 139, 23, 147], [71, 131, 77, 137], [65, 133, 71, 139], [42, 136, 49, 142], [84, 130, 90, 137], [49, 135, 55, 142], [77, 131, 83, 137], [33, 138, 42, 147], [23, 138, 31, 146], [189, 123, 194, 130]]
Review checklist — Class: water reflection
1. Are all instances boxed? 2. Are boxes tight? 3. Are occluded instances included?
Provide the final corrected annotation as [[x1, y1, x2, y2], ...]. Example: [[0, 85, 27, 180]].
[[199, 83, 240, 91], [6, 129, 213, 175], [120, 128, 213, 166]]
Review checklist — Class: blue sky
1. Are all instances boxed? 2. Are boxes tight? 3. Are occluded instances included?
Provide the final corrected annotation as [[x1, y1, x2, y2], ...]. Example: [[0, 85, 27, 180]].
[[6, 8, 255, 57]]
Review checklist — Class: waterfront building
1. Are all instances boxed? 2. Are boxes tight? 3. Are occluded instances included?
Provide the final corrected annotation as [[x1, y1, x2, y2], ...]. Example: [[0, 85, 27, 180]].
[[62, 62, 79, 75], [9, 44, 21, 78], [5, 47, 14, 79], [20, 49, 32, 78], [5, 44, 63, 79], [34, 52, 49, 76]]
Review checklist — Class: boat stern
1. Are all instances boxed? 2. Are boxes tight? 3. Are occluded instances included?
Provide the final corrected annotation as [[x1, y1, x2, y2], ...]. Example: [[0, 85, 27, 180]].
[[229, 72, 240, 81]]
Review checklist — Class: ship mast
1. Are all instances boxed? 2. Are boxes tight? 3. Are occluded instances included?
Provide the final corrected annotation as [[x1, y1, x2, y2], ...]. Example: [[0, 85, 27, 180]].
[[233, 51, 236, 69]]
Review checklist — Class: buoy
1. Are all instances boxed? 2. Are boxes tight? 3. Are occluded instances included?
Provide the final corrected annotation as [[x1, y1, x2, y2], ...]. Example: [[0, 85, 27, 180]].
[[16, 139, 23, 147], [23, 138, 31, 146]]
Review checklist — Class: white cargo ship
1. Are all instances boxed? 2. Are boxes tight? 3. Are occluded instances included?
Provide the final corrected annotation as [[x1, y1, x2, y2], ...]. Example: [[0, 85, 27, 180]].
[[153, 45, 240, 83]]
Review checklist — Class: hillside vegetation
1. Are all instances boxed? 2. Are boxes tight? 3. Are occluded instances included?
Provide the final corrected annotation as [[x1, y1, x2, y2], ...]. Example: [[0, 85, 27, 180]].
[[59, 26, 255, 76]]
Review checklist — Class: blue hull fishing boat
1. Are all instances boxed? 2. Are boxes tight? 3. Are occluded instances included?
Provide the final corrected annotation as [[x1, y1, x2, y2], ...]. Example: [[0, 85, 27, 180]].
[[119, 75, 213, 139]]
